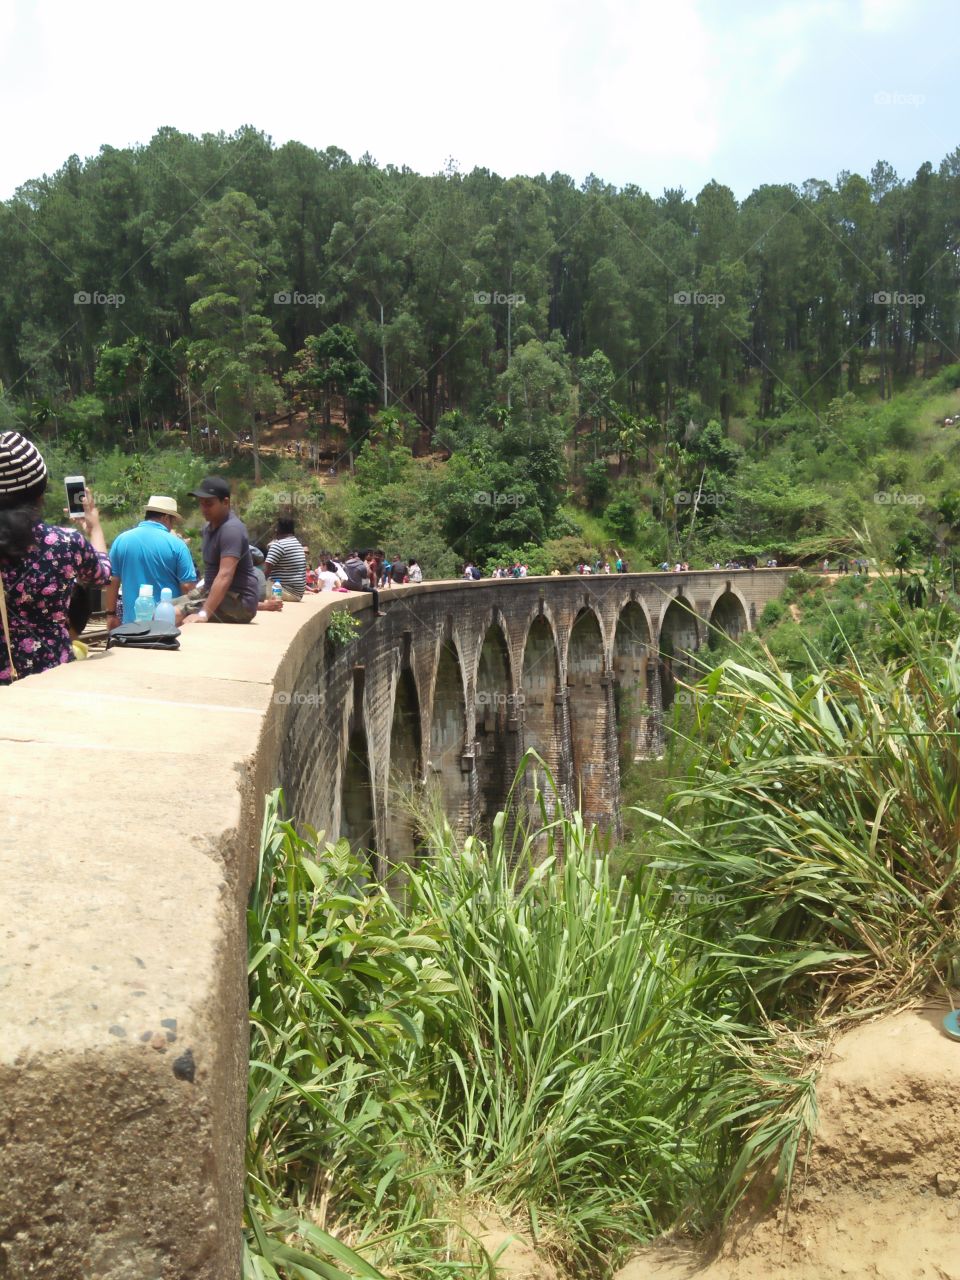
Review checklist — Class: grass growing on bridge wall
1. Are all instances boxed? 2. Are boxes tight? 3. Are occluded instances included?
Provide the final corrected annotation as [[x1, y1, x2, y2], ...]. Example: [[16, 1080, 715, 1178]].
[[244, 597, 960, 1278]]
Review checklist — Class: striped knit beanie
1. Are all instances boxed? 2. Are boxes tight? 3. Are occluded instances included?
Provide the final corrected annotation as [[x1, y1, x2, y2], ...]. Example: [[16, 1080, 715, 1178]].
[[0, 433, 48, 506]]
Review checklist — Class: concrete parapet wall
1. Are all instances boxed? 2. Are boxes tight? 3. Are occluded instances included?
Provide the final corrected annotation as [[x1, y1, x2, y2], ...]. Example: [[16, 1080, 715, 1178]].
[[0, 607, 322, 1279], [0, 569, 790, 1277]]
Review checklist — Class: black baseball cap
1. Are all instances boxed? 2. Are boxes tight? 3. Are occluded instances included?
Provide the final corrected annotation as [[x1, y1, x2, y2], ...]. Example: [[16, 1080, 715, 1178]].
[[189, 476, 231, 499]]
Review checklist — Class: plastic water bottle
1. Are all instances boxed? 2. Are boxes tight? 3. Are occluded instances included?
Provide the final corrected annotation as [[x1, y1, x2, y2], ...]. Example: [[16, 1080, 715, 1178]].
[[154, 587, 176, 625], [272, 579, 283, 602], [134, 584, 155, 623]]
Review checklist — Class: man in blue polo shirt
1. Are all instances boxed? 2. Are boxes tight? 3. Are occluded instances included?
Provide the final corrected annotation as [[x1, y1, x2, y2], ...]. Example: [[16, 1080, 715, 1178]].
[[104, 495, 197, 626]]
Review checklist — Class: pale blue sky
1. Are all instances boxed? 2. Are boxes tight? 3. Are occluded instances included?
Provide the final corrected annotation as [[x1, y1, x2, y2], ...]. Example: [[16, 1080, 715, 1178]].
[[0, 0, 955, 200]]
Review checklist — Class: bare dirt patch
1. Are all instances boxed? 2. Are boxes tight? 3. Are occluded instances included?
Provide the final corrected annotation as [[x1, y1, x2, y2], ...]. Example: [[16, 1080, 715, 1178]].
[[477, 1222, 562, 1279], [460, 1213, 563, 1280], [615, 1001, 960, 1280]]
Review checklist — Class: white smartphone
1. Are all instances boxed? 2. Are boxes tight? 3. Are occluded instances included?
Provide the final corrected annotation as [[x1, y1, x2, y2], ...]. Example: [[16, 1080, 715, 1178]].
[[64, 475, 86, 517]]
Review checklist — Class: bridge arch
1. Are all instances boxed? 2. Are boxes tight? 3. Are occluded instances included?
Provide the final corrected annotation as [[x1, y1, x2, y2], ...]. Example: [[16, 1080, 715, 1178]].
[[340, 722, 377, 871], [428, 636, 470, 838], [386, 664, 423, 869], [659, 592, 701, 709], [567, 607, 612, 825], [474, 617, 516, 838], [707, 583, 750, 645], [613, 599, 660, 762], [519, 611, 564, 821]]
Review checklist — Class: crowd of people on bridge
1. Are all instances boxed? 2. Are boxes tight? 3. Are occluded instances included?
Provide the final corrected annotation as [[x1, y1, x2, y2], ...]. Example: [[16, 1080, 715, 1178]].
[[463, 553, 630, 578], [0, 432, 443, 685], [0, 429, 854, 689]]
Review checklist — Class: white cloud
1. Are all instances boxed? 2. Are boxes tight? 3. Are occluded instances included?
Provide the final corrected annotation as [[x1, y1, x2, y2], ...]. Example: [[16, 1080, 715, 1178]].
[[0, 0, 723, 193], [0, 0, 17, 45], [859, 0, 912, 31], [555, 0, 719, 165]]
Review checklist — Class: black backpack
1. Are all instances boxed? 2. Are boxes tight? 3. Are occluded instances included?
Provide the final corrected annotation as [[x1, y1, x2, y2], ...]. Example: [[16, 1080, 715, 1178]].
[[107, 621, 181, 651]]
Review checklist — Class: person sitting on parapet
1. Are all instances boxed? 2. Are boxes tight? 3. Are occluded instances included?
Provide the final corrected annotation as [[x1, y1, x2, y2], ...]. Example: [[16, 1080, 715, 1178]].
[[103, 495, 197, 628], [67, 585, 93, 660], [366, 549, 383, 589], [176, 477, 279, 624], [343, 549, 370, 590], [264, 517, 307, 601], [343, 549, 379, 610], [249, 546, 269, 603], [316, 558, 344, 592]]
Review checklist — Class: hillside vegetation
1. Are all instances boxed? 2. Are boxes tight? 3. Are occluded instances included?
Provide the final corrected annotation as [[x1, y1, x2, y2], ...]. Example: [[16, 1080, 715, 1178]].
[[2, 130, 959, 570]]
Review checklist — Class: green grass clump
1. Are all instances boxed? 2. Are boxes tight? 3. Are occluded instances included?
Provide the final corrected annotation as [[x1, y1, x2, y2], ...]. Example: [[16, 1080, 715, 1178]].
[[243, 776, 825, 1278], [641, 633, 960, 1015]]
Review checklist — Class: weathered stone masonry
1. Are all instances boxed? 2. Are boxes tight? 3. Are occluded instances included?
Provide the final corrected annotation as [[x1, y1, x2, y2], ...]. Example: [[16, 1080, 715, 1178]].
[[275, 569, 791, 853]]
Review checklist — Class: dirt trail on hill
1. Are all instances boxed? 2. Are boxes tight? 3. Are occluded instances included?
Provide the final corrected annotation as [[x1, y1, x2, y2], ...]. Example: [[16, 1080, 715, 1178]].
[[615, 1002, 960, 1280]]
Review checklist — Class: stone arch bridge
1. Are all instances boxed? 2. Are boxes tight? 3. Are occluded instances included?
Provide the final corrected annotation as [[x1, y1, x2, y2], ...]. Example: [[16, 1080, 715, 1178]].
[[278, 568, 790, 858], [0, 568, 789, 1278]]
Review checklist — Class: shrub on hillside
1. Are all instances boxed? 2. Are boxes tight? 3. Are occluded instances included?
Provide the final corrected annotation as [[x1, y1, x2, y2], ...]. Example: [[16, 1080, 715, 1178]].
[[766, 620, 810, 669], [787, 569, 818, 594], [541, 535, 595, 573], [759, 599, 785, 630], [604, 494, 637, 542], [929, 362, 960, 393], [583, 459, 610, 509]]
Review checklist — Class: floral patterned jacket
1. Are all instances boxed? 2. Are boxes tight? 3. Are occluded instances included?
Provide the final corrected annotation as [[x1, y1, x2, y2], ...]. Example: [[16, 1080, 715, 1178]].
[[0, 521, 111, 685]]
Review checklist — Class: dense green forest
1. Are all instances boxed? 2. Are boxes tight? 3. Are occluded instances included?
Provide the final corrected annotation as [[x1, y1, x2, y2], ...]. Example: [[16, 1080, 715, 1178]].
[[2, 126, 960, 572]]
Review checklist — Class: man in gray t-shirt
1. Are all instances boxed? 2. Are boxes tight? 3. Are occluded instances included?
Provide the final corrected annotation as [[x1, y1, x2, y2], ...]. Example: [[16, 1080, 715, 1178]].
[[177, 477, 274, 624]]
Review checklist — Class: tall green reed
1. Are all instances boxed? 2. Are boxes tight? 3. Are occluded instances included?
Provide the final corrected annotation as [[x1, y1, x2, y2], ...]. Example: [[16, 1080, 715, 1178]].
[[244, 766, 816, 1277], [638, 596, 960, 1016]]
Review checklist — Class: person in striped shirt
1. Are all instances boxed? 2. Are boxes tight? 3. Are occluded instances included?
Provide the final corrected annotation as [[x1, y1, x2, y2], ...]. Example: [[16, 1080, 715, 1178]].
[[264, 517, 307, 601]]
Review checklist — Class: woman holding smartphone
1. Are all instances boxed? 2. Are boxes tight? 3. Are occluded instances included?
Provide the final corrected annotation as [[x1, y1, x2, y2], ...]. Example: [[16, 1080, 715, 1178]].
[[0, 432, 110, 686]]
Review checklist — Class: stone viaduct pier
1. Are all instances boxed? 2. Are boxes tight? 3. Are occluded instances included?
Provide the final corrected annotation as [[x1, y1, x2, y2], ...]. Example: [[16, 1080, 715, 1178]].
[[0, 569, 789, 1278]]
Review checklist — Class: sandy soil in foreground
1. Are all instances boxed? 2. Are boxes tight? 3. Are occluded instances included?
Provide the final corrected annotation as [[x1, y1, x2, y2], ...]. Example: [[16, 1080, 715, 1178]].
[[614, 1001, 960, 1280]]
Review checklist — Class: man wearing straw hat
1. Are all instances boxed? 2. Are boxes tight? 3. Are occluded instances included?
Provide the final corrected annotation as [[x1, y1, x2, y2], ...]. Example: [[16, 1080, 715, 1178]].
[[103, 495, 197, 627]]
